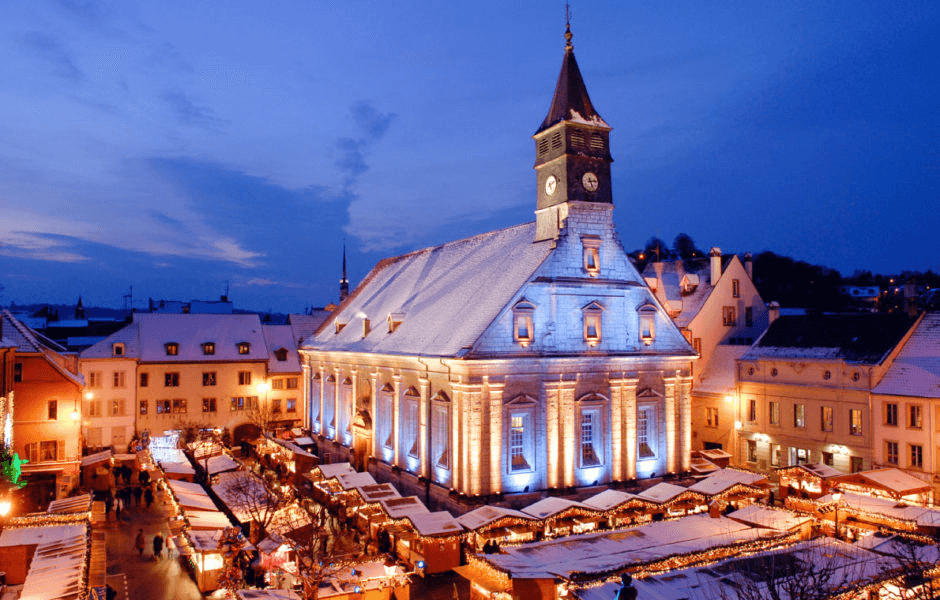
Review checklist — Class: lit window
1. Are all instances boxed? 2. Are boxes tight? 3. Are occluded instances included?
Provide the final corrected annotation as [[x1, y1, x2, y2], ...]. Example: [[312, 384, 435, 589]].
[[510, 415, 528, 470], [513, 301, 535, 347], [172, 398, 187, 414], [237, 342, 250, 355], [432, 392, 450, 469], [821, 406, 833, 432], [387, 313, 404, 333], [286, 398, 297, 413], [849, 409, 862, 436], [202, 398, 216, 413], [380, 383, 394, 449], [582, 236, 601, 277], [89, 371, 101, 388], [746, 440, 757, 463], [583, 301, 604, 346], [203, 372, 216, 386], [39, 441, 58, 462], [113, 371, 125, 388], [165, 342, 179, 356], [722, 307, 737, 326], [732, 279, 740, 298], [638, 305, 656, 345], [706, 407, 718, 428], [909, 404, 923, 429], [139, 400, 147, 415], [769, 401, 780, 426], [404, 388, 420, 460], [506, 395, 536, 474], [202, 342, 215, 355], [110, 399, 124, 416], [770, 444, 782, 467], [580, 412, 600, 467], [794, 403, 805, 428], [748, 399, 757, 422], [791, 447, 810, 465], [910, 444, 923, 469], [637, 405, 656, 459], [48, 400, 57, 420]]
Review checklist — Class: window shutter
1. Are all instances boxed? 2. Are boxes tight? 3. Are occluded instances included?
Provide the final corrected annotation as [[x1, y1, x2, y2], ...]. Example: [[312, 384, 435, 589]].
[[27, 443, 37, 463], [57, 440, 65, 461]]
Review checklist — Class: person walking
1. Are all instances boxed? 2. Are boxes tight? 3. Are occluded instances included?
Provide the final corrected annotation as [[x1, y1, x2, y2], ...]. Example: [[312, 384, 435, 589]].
[[104, 493, 114, 521], [135, 529, 146, 558], [115, 495, 123, 520], [152, 532, 164, 559], [133, 486, 142, 506], [144, 486, 154, 508]]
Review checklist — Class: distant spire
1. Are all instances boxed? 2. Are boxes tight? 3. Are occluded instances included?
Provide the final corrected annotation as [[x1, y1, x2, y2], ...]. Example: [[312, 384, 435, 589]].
[[339, 244, 349, 302], [565, 2, 573, 49]]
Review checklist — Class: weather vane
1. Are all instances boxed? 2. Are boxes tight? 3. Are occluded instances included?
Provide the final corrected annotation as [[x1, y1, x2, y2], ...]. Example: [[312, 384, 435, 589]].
[[565, 2, 573, 49]]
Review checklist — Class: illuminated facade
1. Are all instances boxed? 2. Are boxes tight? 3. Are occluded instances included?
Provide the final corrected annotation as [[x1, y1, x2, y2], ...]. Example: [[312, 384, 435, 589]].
[[300, 29, 695, 507], [1, 310, 83, 510]]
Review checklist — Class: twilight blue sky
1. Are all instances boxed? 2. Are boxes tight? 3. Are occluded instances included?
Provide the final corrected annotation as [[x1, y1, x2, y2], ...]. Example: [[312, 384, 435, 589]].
[[1, 1, 938, 312]]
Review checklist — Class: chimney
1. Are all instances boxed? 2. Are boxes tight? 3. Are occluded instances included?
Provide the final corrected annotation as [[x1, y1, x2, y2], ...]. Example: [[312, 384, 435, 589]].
[[362, 318, 371, 338], [744, 252, 753, 280], [709, 247, 722, 286], [768, 301, 780, 324]]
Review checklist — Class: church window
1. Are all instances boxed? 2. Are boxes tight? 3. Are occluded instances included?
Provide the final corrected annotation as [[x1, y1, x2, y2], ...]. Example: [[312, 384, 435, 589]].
[[505, 395, 537, 474], [323, 375, 336, 435], [339, 378, 353, 439], [403, 388, 420, 462], [577, 394, 606, 468], [582, 236, 601, 277], [583, 301, 604, 346], [379, 383, 394, 450], [638, 305, 656, 345], [310, 372, 322, 432], [432, 392, 451, 470], [512, 300, 535, 347], [637, 405, 656, 459]]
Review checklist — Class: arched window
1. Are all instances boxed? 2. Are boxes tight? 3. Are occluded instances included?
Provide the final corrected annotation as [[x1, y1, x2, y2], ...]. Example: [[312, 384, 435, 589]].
[[638, 304, 657, 345], [505, 395, 537, 473], [402, 387, 421, 463], [379, 383, 395, 451], [582, 301, 604, 346], [577, 393, 607, 468], [431, 392, 451, 470], [512, 300, 536, 347], [310, 373, 322, 432], [323, 375, 336, 437]]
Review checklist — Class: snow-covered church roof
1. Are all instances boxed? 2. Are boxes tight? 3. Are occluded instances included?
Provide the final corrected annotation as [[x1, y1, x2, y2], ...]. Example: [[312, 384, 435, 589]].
[[875, 312, 940, 398], [306, 223, 553, 357]]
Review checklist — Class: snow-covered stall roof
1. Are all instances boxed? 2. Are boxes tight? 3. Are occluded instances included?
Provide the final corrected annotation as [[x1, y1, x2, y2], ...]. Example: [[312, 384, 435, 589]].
[[212, 471, 273, 523], [161, 461, 196, 476], [575, 538, 895, 600], [457, 505, 535, 531], [779, 462, 843, 479], [819, 491, 940, 528], [357, 483, 401, 503], [185, 510, 236, 531], [687, 468, 767, 496], [314, 560, 407, 599], [380, 496, 430, 520], [80, 449, 112, 467], [408, 511, 464, 537], [187, 528, 254, 552], [727, 505, 812, 531], [874, 312, 940, 398], [47, 493, 93, 514], [305, 222, 553, 357], [167, 480, 217, 511], [336, 471, 377, 490], [522, 497, 590, 519], [0, 523, 88, 600], [635, 482, 690, 504], [482, 514, 781, 581], [581, 490, 638, 511], [237, 590, 302, 600], [833, 468, 931, 497], [205, 454, 240, 475], [314, 463, 355, 480]]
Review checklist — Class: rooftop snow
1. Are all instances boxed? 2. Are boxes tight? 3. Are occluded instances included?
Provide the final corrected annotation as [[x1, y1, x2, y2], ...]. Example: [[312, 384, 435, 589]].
[[635, 482, 689, 504], [262, 324, 302, 373], [695, 345, 748, 394], [522, 497, 590, 519], [130, 313, 269, 362], [316, 463, 355, 479], [0, 523, 88, 600], [838, 468, 932, 495], [306, 223, 552, 357], [408, 510, 464, 537], [727, 505, 812, 531], [457, 505, 535, 531], [687, 468, 767, 496], [581, 490, 637, 511], [874, 312, 940, 398], [380, 496, 430, 520]]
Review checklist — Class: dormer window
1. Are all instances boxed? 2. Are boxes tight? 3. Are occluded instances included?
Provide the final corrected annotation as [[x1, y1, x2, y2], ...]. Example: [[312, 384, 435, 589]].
[[387, 312, 404, 333], [112, 342, 125, 357], [237, 342, 250, 355], [335, 321, 346, 334], [164, 342, 179, 356], [639, 305, 656, 345], [202, 342, 215, 356], [274, 348, 288, 362], [512, 300, 536, 347], [582, 301, 604, 346], [582, 236, 601, 277]]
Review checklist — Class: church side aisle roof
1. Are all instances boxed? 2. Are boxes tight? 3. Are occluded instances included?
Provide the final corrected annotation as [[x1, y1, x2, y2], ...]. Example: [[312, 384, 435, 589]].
[[307, 223, 553, 357]]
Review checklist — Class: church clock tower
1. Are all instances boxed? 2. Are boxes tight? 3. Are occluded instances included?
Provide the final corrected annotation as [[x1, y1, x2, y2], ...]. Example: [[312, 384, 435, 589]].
[[534, 24, 613, 242]]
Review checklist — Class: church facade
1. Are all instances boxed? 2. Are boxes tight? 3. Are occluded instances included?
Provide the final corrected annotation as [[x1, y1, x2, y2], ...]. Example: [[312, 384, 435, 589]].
[[300, 29, 696, 506]]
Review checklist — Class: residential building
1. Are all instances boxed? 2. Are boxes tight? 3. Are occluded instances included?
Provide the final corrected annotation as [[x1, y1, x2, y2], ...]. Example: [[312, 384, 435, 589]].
[[80, 313, 302, 445], [300, 27, 696, 510], [643, 249, 769, 455], [736, 313, 914, 474], [1, 310, 83, 511], [261, 324, 304, 430], [77, 323, 139, 452], [871, 312, 940, 487]]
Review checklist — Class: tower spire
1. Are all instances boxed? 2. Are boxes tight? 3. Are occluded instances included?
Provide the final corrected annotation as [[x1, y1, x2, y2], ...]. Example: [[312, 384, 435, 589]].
[[565, 3, 573, 49], [340, 244, 349, 302]]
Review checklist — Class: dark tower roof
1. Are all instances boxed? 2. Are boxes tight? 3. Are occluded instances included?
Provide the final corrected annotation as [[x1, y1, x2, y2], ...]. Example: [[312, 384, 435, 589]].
[[536, 25, 608, 134], [340, 245, 349, 302]]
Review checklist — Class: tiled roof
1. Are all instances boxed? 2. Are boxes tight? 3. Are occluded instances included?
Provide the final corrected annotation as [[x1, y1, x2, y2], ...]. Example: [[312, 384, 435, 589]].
[[288, 312, 331, 347], [874, 312, 940, 398], [745, 313, 914, 364], [262, 325, 302, 373]]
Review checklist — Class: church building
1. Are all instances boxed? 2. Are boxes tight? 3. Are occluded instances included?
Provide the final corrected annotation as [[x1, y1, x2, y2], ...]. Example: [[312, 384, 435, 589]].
[[300, 27, 696, 508]]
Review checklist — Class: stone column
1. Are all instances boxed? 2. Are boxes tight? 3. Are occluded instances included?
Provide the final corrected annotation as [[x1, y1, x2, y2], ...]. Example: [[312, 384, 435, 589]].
[[419, 378, 430, 480], [664, 376, 677, 475], [560, 378, 577, 489], [301, 362, 311, 431], [349, 368, 358, 446], [543, 380, 560, 490], [465, 384, 484, 496], [486, 378, 505, 496], [370, 371, 380, 461], [679, 374, 693, 473], [333, 368, 342, 442], [451, 384, 461, 493], [609, 376, 639, 482], [392, 374, 402, 468]]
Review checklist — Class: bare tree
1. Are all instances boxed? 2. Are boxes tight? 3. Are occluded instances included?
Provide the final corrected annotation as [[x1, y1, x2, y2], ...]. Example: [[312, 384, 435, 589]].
[[271, 499, 363, 600], [879, 534, 940, 600], [215, 469, 293, 544]]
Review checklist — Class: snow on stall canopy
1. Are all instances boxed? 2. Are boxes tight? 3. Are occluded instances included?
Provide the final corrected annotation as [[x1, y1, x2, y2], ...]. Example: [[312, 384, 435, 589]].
[[336, 471, 377, 490], [834, 468, 932, 498], [186, 510, 237, 531], [167, 480, 218, 511], [0, 523, 88, 600], [205, 454, 239, 475], [306, 223, 552, 357], [635, 482, 689, 504], [522, 497, 589, 519], [47, 493, 93, 514], [819, 491, 940, 528], [482, 514, 781, 582], [237, 588, 301, 600], [875, 313, 940, 397], [314, 462, 355, 480], [356, 483, 401, 503], [379, 496, 430, 520], [212, 471, 273, 523], [725, 505, 812, 532], [457, 505, 535, 531], [408, 511, 463, 537], [581, 489, 637, 511], [687, 468, 767, 496], [575, 538, 895, 600]]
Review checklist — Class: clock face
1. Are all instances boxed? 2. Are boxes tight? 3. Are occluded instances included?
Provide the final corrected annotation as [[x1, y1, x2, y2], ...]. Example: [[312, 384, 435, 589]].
[[544, 175, 558, 196], [582, 172, 599, 192]]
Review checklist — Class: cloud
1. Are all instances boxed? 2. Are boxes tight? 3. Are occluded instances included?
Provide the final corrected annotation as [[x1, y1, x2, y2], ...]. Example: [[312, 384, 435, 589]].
[[0, 232, 90, 263], [161, 90, 227, 129], [334, 101, 395, 186], [20, 31, 83, 83]]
